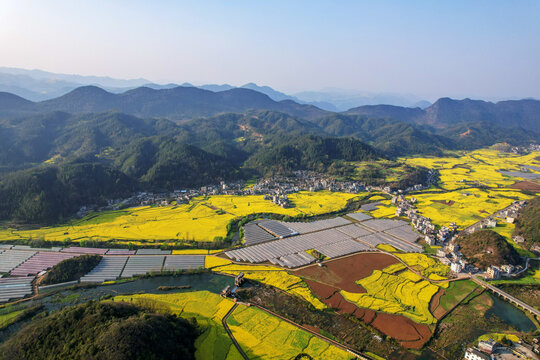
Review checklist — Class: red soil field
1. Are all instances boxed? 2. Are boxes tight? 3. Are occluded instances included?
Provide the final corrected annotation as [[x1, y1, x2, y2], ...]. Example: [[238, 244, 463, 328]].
[[511, 180, 540, 192], [296, 253, 433, 349], [429, 289, 446, 320], [295, 252, 398, 293]]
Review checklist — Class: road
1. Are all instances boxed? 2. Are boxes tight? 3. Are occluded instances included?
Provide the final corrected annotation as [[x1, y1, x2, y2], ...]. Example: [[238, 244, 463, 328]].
[[221, 303, 250, 360], [471, 277, 540, 318]]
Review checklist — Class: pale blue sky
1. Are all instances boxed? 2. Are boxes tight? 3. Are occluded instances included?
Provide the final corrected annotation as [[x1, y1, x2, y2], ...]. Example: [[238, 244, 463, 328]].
[[1, 0, 539, 100]]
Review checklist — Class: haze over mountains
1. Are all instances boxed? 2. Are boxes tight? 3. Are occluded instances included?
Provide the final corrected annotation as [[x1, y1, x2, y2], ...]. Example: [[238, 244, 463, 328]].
[[0, 67, 430, 110]]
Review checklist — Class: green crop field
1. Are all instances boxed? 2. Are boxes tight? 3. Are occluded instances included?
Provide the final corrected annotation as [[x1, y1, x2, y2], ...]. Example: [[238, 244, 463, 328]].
[[438, 280, 478, 311]]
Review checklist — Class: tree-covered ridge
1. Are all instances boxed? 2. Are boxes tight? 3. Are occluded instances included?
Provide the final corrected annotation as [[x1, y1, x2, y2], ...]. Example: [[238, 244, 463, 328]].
[[0, 162, 134, 223], [41, 255, 102, 285], [245, 134, 378, 176], [0, 301, 199, 360], [456, 230, 521, 270], [514, 197, 540, 249]]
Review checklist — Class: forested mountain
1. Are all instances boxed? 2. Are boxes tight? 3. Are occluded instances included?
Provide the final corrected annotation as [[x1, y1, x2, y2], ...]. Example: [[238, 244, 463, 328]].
[[0, 162, 134, 223], [2, 86, 539, 134], [0, 85, 329, 121], [0, 84, 538, 225], [346, 97, 540, 133]]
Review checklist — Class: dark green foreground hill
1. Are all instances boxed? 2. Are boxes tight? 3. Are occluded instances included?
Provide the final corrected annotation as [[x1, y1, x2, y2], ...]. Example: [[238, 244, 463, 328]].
[[0, 301, 199, 360]]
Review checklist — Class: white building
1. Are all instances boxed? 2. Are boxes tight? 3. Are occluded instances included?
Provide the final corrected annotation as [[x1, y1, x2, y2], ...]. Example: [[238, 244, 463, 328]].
[[450, 262, 463, 273], [464, 348, 490, 360]]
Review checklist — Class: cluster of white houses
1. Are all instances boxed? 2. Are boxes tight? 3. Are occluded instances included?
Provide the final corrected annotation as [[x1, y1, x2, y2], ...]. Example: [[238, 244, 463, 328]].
[[464, 200, 528, 236], [393, 195, 457, 247]]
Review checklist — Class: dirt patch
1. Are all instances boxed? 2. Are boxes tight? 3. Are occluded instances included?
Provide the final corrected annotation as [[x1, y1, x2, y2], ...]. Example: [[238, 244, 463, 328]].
[[295, 253, 398, 293], [298, 253, 433, 349], [511, 180, 540, 192], [429, 289, 446, 320], [302, 324, 321, 333], [433, 200, 455, 206], [371, 312, 432, 349]]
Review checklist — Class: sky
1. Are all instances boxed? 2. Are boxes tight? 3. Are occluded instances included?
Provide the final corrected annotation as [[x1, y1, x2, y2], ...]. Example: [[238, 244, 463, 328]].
[[1, 0, 539, 101]]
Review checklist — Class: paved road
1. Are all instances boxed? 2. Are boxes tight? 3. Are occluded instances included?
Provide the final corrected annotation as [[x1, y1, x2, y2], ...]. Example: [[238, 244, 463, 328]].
[[472, 277, 540, 317], [222, 303, 250, 360]]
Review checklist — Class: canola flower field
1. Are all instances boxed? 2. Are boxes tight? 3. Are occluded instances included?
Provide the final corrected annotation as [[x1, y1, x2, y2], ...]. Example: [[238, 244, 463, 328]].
[[403, 149, 540, 190], [395, 253, 450, 282], [206, 256, 326, 310], [341, 263, 441, 324], [0, 191, 359, 244], [226, 305, 351, 360], [408, 188, 531, 229], [113, 291, 243, 360], [113, 291, 350, 360]]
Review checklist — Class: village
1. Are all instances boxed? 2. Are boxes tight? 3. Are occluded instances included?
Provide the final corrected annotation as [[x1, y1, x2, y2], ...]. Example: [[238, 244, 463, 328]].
[[465, 336, 540, 360], [393, 192, 531, 280], [75, 169, 434, 218]]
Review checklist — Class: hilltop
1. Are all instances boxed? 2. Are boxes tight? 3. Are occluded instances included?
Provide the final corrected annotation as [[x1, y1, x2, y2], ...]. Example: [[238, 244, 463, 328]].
[[456, 230, 521, 270], [0, 301, 199, 360], [346, 97, 540, 133]]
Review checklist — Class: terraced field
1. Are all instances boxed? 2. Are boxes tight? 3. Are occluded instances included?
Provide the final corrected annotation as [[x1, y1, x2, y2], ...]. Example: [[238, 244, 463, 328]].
[[404, 149, 540, 190], [409, 188, 531, 229], [113, 291, 350, 360], [206, 256, 326, 310], [296, 252, 438, 349], [113, 291, 242, 360], [226, 305, 351, 360], [395, 253, 450, 281], [0, 191, 359, 245], [341, 265, 440, 325]]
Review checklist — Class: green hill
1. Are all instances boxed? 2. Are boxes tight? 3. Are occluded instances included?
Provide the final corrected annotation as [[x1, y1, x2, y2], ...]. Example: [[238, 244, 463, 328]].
[[0, 301, 198, 360], [456, 230, 521, 270]]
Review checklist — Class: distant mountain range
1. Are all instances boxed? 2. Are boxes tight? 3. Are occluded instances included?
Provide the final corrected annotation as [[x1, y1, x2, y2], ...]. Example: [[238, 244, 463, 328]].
[[0, 67, 430, 110], [0, 85, 329, 121], [0, 83, 539, 134], [346, 98, 540, 133]]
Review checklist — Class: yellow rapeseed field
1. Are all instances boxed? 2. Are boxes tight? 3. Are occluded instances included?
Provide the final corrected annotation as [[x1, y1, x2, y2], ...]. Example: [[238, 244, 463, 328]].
[[227, 305, 351, 360], [409, 188, 531, 229], [207, 257, 326, 310], [114, 291, 350, 360], [340, 264, 440, 324], [113, 291, 241, 360], [403, 149, 540, 190], [0, 191, 359, 244], [396, 253, 449, 279], [368, 200, 397, 218]]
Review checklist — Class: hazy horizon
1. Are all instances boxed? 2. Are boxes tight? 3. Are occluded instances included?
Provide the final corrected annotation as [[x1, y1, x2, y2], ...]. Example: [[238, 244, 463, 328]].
[[1, 1, 539, 102]]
